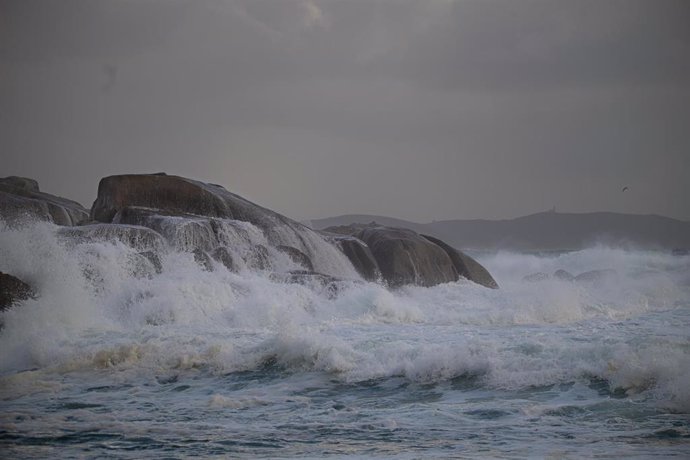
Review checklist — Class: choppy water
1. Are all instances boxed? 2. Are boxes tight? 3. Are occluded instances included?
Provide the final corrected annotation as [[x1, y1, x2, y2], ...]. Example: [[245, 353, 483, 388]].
[[1, 221, 689, 458]]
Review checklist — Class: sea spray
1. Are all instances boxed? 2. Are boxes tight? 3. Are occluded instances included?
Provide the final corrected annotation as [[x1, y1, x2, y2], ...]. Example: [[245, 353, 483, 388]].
[[1, 219, 689, 457]]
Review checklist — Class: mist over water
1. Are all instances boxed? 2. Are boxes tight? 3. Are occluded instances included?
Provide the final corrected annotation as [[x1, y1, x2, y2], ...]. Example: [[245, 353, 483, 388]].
[[1, 219, 689, 458]]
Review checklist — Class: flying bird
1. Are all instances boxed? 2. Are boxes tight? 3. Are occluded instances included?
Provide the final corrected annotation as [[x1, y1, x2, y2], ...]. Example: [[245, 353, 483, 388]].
[[102, 64, 118, 92], [621, 186, 629, 192]]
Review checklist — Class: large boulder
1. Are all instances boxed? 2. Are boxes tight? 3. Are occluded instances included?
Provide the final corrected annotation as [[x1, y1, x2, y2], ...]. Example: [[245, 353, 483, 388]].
[[92, 174, 234, 223], [553, 269, 575, 281], [330, 236, 381, 282], [354, 226, 458, 288], [0, 272, 36, 311], [0, 176, 89, 226], [420, 235, 498, 289], [574, 269, 618, 284], [324, 224, 498, 289], [92, 174, 358, 278], [523, 272, 549, 282]]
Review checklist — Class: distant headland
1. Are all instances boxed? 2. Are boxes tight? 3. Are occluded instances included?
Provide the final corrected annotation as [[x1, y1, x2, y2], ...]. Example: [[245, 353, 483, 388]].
[[310, 211, 690, 252]]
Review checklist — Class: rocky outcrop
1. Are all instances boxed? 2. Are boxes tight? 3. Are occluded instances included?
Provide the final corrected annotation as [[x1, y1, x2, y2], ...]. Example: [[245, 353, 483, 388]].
[[420, 235, 498, 289], [522, 268, 616, 284], [523, 272, 550, 283], [354, 226, 457, 288], [323, 224, 497, 289], [94, 174, 358, 279], [2, 173, 498, 293], [553, 269, 575, 281], [0, 272, 35, 311], [0, 176, 89, 226], [574, 269, 617, 283]]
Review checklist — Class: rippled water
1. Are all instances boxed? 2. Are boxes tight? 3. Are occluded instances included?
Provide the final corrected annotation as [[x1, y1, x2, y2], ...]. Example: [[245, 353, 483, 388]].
[[1, 221, 689, 458]]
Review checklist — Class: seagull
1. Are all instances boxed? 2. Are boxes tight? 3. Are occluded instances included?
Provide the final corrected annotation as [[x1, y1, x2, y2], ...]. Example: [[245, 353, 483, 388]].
[[102, 64, 118, 92]]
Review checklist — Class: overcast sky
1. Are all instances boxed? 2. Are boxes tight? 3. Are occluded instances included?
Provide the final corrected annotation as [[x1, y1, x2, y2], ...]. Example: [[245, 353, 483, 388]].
[[2, 0, 689, 222]]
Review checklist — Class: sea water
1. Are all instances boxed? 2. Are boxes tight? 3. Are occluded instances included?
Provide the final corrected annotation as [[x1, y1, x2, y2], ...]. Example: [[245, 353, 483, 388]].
[[1, 220, 689, 458]]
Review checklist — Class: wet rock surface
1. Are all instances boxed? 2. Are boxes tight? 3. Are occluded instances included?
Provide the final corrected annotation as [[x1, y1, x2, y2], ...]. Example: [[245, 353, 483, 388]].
[[0, 272, 36, 311], [1, 174, 498, 291], [0, 176, 89, 226]]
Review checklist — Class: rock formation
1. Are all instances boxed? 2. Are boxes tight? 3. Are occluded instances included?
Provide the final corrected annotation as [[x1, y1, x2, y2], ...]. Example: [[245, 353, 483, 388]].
[[0, 272, 35, 311], [0, 174, 498, 305], [94, 174, 358, 278], [324, 224, 498, 289], [553, 269, 575, 281], [0, 176, 89, 226], [420, 234, 498, 289]]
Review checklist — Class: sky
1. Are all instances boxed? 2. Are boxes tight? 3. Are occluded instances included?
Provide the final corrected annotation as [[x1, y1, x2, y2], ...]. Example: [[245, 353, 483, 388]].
[[1, 0, 689, 223]]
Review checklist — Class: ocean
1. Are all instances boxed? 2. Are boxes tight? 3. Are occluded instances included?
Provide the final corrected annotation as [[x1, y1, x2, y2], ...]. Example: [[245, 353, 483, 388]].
[[1, 220, 689, 458]]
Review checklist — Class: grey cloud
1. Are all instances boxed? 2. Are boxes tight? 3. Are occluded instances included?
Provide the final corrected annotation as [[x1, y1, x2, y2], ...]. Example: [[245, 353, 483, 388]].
[[1, 0, 689, 222]]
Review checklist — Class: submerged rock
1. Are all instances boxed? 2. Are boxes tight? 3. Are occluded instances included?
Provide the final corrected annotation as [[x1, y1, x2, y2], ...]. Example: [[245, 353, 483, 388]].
[[270, 270, 349, 299], [522, 272, 550, 283], [0, 176, 89, 226], [553, 269, 575, 281], [575, 269, 618, 283], [0, 272, 36, 311]]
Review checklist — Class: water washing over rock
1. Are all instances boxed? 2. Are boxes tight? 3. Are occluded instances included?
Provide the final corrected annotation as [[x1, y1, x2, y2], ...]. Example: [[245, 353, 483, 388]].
[[0, 174, 496, 316]]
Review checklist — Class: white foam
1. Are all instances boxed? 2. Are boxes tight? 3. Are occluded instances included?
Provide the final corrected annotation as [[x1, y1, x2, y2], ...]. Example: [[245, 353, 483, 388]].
[[1, 220, 689, 410]]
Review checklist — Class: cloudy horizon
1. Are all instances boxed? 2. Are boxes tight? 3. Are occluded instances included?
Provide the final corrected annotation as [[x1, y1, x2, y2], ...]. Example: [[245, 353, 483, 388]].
[[2, 0, 689, 222]]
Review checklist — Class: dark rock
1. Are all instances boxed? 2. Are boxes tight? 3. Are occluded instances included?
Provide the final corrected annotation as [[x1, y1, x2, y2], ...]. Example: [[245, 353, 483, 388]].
[[277, 245, 314, 271], [192, 248, 214, 272], [0, 272, 36, 311], [211, 247, 236, 272], [334, 237, 381, 282], [421, 234, 499, 289], [355, 226, 458, 288], [575, 269, 618, 283], [0, 176, 89, 226], [553, 269, 575, 281], [92, 175, 231, 223], [93, 174, 357, 278], [523, 272, 549, 282]]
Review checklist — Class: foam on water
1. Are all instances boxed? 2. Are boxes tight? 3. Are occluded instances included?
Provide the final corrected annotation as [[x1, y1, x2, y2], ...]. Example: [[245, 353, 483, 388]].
[[1, 219, 689, 457]]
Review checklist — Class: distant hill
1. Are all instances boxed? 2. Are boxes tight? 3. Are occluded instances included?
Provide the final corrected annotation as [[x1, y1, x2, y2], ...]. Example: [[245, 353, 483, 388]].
[[310, 211, 690, 251]]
